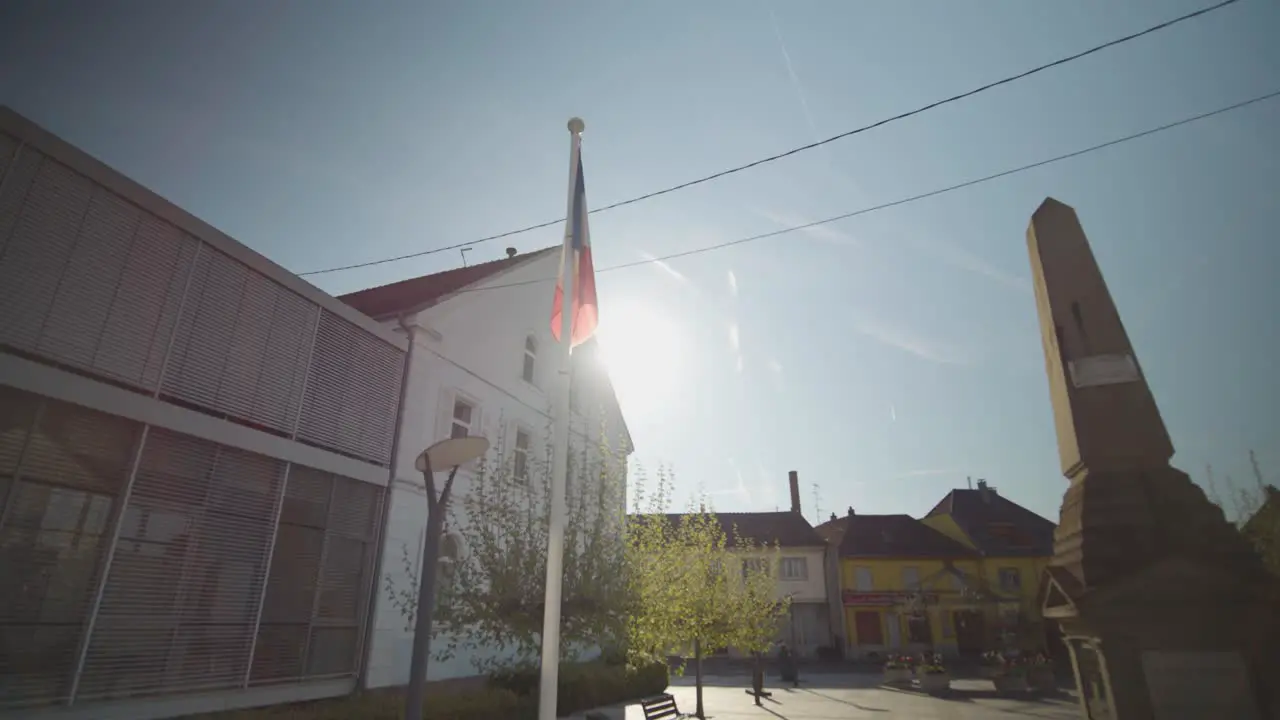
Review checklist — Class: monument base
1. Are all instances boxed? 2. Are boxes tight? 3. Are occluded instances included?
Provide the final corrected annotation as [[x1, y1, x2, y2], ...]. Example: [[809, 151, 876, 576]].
[[1042, 469, 1280, 719]]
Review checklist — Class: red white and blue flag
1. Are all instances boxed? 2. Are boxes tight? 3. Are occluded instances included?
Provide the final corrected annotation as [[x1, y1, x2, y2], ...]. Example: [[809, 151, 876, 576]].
[[550, 153, 598, 347]]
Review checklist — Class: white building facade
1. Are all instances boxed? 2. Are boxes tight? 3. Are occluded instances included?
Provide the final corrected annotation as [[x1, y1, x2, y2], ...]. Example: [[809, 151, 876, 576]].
[[0, 108, 408, 719], [338, 248, 632, 688]]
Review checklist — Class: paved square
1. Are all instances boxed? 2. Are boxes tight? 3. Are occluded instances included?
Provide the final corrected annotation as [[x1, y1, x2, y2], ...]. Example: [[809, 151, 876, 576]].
[[618, 673, 1081, 719]]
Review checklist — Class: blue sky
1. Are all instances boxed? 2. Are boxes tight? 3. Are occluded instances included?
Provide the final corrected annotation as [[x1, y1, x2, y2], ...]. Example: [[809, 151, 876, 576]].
[[3, 0, 1277, 524]]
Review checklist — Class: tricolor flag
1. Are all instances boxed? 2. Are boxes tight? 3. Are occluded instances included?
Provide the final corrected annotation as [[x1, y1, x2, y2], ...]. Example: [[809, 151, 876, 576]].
[[550, 153, 598, 347]]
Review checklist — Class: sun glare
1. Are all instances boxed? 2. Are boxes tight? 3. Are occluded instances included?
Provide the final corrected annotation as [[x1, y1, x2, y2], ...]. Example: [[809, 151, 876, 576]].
[[596, 302, 681, 415]]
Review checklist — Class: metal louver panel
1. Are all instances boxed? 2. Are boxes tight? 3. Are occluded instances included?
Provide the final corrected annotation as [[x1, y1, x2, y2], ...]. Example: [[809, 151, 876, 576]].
[[0, 145, 197, 390], [0, 141, 41, 277], [78, 430, 285, 701], [309, 476, 380, 679], [161, 248, 246, 411], [250, 466, 327, 684], [93, 217, 197, 389], [250, 469, 381, 685], [161, 247, 317, 434], [0, 157, 95, 352], [0, 133, 19, 190], [0, 390, 142, 709], [36, 190, 142, 369], [297, 311, 402, 465]]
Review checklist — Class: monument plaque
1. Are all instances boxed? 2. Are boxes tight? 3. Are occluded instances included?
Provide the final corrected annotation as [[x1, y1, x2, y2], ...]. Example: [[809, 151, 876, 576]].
[[1142, 651, 1259, 720], [1068, 354, 1139, 389]]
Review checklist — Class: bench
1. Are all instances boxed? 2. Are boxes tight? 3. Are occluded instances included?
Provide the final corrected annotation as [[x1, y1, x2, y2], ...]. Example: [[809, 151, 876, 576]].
[[640, 692, 692, 719]]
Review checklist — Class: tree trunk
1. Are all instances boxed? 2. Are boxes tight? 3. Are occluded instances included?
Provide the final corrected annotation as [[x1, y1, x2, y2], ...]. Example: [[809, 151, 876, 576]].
[[694, 637, 704, 719]]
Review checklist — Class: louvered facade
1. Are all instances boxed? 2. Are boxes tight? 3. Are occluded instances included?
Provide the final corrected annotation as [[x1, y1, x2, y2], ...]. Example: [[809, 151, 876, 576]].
[[0, 108, 407, 719]]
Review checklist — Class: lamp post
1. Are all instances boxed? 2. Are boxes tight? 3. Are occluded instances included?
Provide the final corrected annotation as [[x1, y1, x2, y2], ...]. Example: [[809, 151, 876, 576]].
[[403, 436, 489, 720]]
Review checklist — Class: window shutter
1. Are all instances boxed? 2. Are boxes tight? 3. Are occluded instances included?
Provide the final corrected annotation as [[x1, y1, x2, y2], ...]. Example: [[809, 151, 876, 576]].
[[79, 430, 284, 700], [297, 311, 402, 465], [0, 393, 141, 708]]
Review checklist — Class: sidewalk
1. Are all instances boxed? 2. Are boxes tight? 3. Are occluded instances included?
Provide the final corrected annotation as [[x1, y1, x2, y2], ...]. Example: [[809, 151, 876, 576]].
[[569, 671, 1082, 719]]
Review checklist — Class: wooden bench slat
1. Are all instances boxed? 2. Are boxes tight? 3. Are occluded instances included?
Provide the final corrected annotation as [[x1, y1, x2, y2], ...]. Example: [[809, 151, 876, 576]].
[[640, 693, 688, 720]]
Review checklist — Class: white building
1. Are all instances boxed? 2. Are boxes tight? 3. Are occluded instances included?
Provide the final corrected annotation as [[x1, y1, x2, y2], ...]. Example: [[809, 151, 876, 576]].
[[337, 248, 633, 688], [0, 108, 407, 719]]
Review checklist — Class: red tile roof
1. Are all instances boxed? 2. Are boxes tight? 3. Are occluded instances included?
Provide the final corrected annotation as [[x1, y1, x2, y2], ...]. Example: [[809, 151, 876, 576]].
[[338, 246, 559, 319], [835, 513, 977, 558], [925, 488, 1056, 557]]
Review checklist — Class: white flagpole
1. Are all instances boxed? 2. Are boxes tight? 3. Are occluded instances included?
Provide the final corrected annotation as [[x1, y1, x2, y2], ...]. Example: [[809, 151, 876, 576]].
[[538, 116, 584, 720]]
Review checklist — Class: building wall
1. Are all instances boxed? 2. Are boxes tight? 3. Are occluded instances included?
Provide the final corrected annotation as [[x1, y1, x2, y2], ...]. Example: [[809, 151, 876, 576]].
[[0, 109, 405, 719], [365, 251, 631, 688], [921, 515, 1053, 648], [920, 515, 977, 550], [838, 557, 986, 659]]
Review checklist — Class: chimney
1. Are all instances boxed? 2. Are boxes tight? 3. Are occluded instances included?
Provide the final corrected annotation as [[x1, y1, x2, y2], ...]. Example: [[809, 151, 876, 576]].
[[977, 479, 996, 503], [788, 471, 801, 514], [829, 512, 837, 522], [505, 247, 517, 259], [847, 506, 856, 518]]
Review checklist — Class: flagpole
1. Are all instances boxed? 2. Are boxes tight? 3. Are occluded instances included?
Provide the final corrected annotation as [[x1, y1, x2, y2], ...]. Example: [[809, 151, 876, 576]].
[[538, 116, 584, 720]]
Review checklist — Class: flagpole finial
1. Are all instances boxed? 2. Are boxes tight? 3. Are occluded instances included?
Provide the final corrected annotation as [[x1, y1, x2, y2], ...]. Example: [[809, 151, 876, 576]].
[[568, 117, 585, 135]]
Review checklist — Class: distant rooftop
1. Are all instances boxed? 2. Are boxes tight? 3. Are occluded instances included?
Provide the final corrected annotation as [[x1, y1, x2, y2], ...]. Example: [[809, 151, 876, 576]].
[[338, 246, 558, 319]]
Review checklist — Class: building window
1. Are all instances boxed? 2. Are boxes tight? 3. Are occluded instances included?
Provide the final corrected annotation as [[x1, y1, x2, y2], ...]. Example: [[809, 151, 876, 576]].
[[998, 567, 1022, 592], [902, 566, 921, 590], [742, 558, 770, 579], [854, 567, 874, 591], [780, 557, 808, 581], [513, 428, 531, 481], [450, 398, 474, 439], [522, 336, 537, 384]]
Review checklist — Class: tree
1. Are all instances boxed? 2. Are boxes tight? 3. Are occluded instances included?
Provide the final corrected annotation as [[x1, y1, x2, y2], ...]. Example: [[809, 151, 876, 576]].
[[1206, 450, 1280, 576], [385, 421, 630, 673], [625, 468, 789, 719]]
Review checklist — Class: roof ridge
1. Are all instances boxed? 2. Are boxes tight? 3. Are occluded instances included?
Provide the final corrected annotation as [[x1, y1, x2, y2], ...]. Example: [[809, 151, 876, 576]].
[[341, 245, 558, 297]]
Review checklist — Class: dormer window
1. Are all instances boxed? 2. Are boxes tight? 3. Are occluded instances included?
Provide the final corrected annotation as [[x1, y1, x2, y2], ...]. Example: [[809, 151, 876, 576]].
[[522, 336, 537, 384]]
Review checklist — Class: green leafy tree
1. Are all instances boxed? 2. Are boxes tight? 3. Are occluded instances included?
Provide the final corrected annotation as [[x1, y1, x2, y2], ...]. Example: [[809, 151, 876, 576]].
[[625, 468, 789, 718], [385, 420, 630, 673]]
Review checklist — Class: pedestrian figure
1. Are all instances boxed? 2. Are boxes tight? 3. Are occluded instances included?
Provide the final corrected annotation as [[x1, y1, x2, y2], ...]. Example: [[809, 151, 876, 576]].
[[778, 643, 799, 687]]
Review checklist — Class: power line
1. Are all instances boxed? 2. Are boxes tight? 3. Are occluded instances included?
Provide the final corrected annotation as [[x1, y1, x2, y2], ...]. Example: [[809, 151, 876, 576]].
[[298, 0, 1244, 277], [441, 88, 1279, 297]]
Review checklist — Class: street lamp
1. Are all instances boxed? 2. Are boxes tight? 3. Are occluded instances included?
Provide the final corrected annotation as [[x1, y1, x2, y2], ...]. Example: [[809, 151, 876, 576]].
[[403, 435, 489, 720]]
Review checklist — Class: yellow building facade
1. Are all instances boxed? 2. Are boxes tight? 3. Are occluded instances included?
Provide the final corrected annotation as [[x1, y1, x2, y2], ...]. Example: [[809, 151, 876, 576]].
[[818, 483, 1057, 659], [922, 482, 1057, 651]]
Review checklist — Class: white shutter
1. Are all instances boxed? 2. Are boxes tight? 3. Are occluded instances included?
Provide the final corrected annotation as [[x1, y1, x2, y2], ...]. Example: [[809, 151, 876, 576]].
[[161, 247, 318, 434], [0, 132, 19, 182], [0, 157, 95, 351], [0, 391, 142, 709], [0, 146, 198, 390], [249, 468, 382, 684], [0, 142, 41, 288], [93, 217, 198, 389], [297, 311, 402, 465], [78, 430, 285, 700], [36, 190, 142, 369]]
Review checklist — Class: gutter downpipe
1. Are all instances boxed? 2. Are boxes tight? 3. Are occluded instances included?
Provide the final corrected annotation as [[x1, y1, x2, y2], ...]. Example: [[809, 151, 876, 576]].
[[357, 314, 419, 692]]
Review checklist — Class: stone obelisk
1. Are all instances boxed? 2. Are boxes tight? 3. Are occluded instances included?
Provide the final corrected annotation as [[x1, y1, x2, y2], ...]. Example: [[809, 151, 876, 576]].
[[1027, 198, 1277, 719]]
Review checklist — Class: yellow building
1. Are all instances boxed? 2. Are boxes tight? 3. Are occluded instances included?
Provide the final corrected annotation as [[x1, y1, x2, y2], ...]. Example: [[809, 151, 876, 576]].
[[921, 480, 1056, 652], [818, 509, 989, 658]]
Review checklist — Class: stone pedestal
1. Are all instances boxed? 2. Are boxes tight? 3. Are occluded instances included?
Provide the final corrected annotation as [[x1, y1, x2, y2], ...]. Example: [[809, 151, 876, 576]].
[[1027, 198, 1280, 719]]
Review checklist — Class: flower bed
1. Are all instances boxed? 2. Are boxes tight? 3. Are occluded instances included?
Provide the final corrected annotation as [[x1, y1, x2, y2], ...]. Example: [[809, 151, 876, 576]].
[[882, 655, 915, 685], [993, 672, 1029, 693], [915, 653, 949, 694]]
